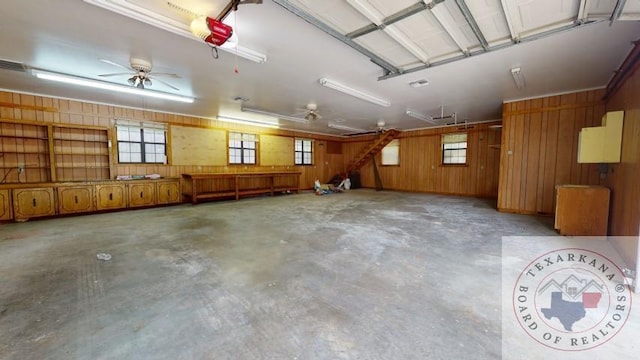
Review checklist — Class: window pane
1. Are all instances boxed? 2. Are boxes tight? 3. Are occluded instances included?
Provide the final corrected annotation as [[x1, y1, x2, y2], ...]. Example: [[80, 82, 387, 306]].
[[117, 129, 129, 141], [119, 142, 130, 152], [303, 153, 312, 164], [303, 141, 312, 152], [119, 153, 130, 163], [145, 143, 155, 154], [146, 154, 156, 163], [244, 141, 256, 149], [155, 144, 165, 154], [129, 143, 141, 153], [130, 153, 142, 162], [128, 128, 141, 142], [295, 153, 302, 164], [295, 140, 302, 152]]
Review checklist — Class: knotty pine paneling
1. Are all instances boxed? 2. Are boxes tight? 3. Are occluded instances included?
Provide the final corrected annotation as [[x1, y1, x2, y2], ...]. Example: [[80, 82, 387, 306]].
[[0, 91, 343, 190], [498, 90, 605, 215], [342, 123, 501, 197]]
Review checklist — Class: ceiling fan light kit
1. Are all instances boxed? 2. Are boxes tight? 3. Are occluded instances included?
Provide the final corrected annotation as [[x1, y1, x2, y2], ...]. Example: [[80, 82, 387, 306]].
[[32, 69, 194, 103], [318, 78, 391, 107]]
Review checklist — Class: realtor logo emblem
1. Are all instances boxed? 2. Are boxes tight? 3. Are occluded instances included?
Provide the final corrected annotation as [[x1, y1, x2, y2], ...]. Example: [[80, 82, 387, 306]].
[[513, 248, 632, 351]]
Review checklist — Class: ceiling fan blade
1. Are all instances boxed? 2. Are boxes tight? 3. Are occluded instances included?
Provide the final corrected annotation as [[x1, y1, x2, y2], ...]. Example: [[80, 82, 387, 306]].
[[150, 72, 181, 79], [98, 72, 133, 77], [100, 59, 131, 71], [154, 78, 180, 91]]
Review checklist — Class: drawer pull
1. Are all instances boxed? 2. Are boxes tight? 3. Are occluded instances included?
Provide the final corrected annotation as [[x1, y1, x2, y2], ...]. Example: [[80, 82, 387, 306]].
[[140, 192, 143, 198], [32, 198, 36, 207], [109, 193, 113, 201], [74, 195, 78, 204]]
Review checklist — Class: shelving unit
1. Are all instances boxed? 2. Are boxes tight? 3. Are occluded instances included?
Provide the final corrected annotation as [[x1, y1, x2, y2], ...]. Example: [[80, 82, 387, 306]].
[[0, 122, 51, 183], [52, 126, 110, 182]]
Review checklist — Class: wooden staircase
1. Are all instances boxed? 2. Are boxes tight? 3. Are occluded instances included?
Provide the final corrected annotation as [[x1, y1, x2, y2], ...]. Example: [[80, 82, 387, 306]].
[[345, 129, 400, 174]]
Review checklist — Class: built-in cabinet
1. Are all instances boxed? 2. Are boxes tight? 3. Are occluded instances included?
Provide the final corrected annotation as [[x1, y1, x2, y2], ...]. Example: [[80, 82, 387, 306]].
[[0, 189, 13, 220], [12, 187, 56, 220], [157, 180, 181, 204], [57, 185, 95, 214], [96, 183, 127, 210], [0, 179, 180, 221], [127, 182, 156, 208]]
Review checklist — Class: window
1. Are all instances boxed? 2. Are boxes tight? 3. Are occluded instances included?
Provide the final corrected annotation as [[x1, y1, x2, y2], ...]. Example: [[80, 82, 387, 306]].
[[116, 122, 166, 164], [295, 139, 313, 165], [229, 132, 257, 164], [381, 139, 399, 165], [442, 133, 467, 165]]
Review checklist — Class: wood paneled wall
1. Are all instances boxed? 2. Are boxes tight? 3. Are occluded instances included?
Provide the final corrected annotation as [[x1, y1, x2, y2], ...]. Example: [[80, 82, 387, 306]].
[[0, 91, 343, 190], [603, 56, 640, 267], [341, 122, 501, 197], [498, 90, 605, 215]]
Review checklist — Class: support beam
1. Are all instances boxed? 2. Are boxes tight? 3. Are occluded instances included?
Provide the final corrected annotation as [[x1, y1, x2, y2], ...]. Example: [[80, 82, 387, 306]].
[[577, 0, 590, 24], [453, 0, 489, 51], [347, 1, 443, 39], [500, 0, 519, 42], [610, 0, 627, 25], [430, 4, 470, 56], [346, 0, 430, 63], [273, 0, 401, 76]]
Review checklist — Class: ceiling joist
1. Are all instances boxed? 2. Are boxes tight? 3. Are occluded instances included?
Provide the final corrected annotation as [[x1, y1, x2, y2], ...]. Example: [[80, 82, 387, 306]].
[[500, 0, 520, 42], [453, 0, 489, 51]]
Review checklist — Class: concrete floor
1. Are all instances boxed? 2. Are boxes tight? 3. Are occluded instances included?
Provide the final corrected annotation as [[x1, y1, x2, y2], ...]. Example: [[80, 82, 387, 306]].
[[0, 190, 633, 359]]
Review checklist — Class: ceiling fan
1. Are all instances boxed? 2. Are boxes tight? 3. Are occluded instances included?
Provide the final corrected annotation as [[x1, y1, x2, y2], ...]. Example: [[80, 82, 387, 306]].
[[330, 120, 395, 136], [292, 103, 322, 121], [99, 58, 181, 91]]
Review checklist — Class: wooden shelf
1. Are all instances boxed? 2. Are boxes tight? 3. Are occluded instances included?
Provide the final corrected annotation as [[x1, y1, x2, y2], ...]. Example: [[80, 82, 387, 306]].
[[0, 135, 49, 140], [53, 138, 108, 144], [56, 166, 110, 169]]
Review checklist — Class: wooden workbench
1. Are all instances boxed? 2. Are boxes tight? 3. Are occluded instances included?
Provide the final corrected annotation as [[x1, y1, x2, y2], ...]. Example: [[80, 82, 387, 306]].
[[182, 171, 301, 204]]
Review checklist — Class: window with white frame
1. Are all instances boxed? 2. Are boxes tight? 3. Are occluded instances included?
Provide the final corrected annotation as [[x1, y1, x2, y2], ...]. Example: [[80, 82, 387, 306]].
[[294, 139, 313, 165], [116, 121, 167, 164], [442, 133, 467, 165], [381, 139, 399, 165], [229, 132, 257, 164]]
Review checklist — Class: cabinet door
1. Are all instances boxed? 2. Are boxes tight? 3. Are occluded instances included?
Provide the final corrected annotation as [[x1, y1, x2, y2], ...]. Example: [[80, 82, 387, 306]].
[[57, 186, 95, 214], [13, 188, 56, 219], [96, 184, 126, 210], [157, 181, 180, 204], [0, 189, 12, 221], [128, 182, 156, 207]]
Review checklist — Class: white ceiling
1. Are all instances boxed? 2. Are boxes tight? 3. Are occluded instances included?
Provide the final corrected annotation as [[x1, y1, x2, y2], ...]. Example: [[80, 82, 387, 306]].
[[0, 0, 639, 135]]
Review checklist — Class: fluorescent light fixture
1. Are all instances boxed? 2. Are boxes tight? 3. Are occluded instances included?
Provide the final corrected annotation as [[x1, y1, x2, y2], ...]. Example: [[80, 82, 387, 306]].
[[32, 69, 194, 103], [319, 78, 391, 107], [82, 0, 266, 64], [406, 109, 435, 123], [510, 67, 525, 89], [409, 79, 429, 88], [217, 115, 279, 129], [241, 106, 309, 124], [327, 123, 367, 132]]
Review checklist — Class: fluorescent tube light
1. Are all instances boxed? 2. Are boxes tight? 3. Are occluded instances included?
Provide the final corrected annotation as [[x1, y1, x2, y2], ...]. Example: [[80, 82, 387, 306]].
[[319, 78, 391, 107], [327, 123, 367, 132], [32, 69, 194, 103], [241, 106, 309, 123], [406, 109, 436, 123], [217, 116, 279, 129], [511, 67, 525, 89], [82, 0, 267, 64]]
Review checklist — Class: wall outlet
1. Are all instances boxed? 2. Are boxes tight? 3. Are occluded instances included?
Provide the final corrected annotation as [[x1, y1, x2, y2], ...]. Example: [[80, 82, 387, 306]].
[[17, 165, 24, 173]]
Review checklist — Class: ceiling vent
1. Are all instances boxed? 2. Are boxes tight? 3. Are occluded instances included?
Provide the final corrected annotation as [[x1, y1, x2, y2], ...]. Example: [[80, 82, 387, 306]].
[[0, 59, 26, 72]]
